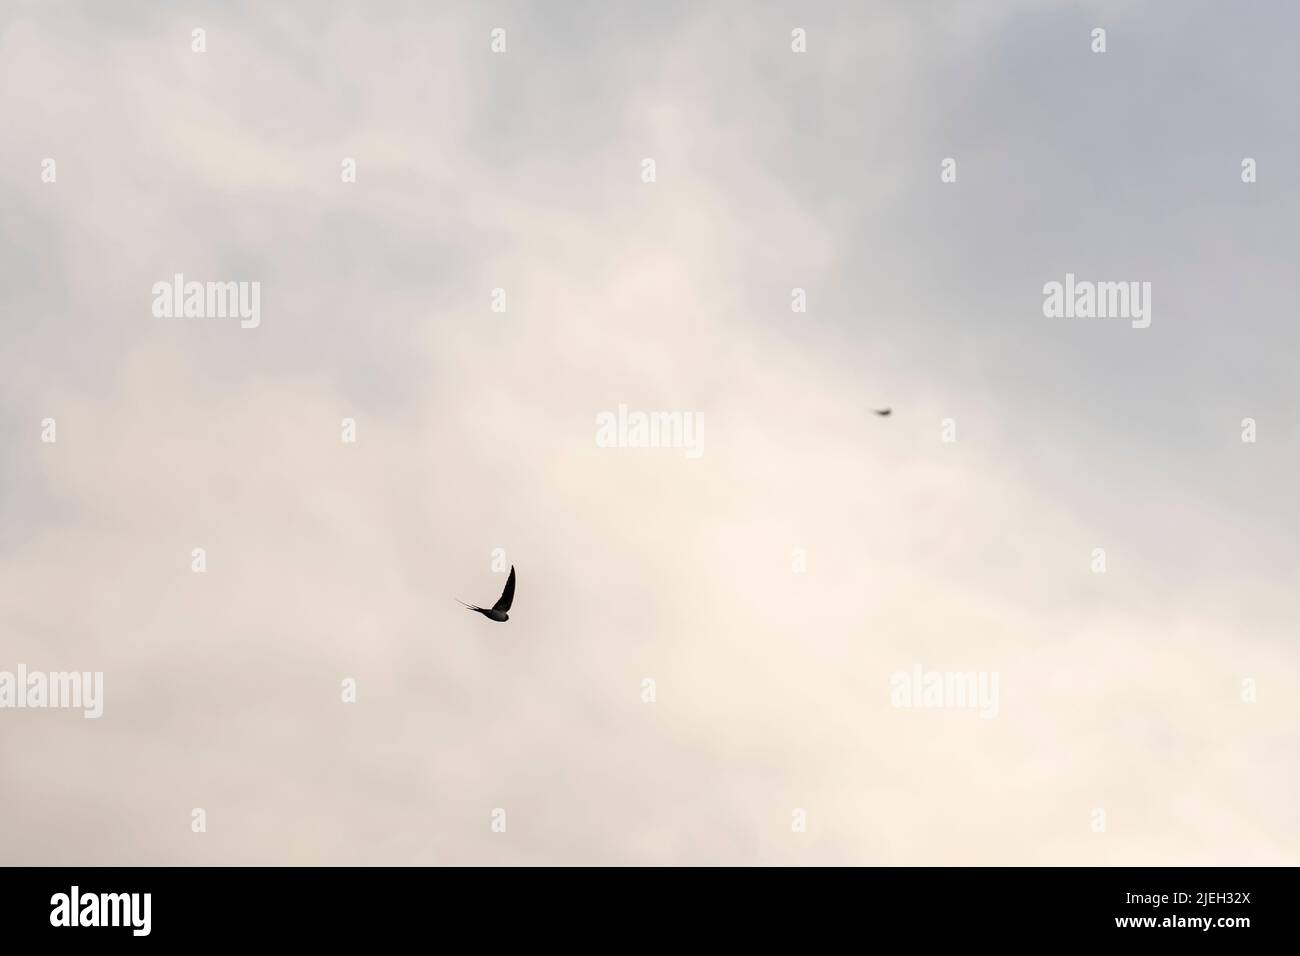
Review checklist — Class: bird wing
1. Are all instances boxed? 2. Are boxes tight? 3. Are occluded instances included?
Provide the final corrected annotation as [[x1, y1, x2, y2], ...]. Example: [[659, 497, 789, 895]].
[[492, 566, 516, 612]]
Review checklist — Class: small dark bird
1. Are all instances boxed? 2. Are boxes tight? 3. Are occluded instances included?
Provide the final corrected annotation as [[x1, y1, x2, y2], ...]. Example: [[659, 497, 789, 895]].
[[459, 565, 516, 622], [873, 408, 892, 416]]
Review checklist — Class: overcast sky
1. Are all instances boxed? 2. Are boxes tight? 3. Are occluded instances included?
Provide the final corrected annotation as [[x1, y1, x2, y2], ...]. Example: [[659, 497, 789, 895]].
[[2, 0, 1297, 864]]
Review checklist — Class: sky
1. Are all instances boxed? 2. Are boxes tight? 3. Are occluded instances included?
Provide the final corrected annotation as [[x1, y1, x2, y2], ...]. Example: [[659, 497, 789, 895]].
[[1, 0, 1297, 865]]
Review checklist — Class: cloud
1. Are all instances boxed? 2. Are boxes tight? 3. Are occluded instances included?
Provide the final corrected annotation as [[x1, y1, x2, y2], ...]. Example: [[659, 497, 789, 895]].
[[0, 0, 1296, 864]]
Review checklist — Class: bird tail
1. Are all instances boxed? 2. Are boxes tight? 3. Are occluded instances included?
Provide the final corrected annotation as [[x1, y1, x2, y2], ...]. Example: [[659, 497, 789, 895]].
[[457, 600, 484, 612]]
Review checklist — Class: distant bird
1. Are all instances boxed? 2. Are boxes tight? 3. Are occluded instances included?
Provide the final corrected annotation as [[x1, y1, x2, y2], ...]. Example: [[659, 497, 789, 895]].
[[873, 408, 892, 416], [459, 565, 516, 622]]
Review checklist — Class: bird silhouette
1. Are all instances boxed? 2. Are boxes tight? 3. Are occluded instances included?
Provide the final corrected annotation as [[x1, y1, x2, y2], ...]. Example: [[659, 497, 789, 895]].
[[873, 408, 892, 416], [459, 565, 515, 622]]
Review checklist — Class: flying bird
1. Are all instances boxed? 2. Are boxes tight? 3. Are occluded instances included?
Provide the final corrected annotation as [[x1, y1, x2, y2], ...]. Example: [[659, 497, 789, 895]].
[[873, 408, 892, 416], [459, 565, 516, 622]]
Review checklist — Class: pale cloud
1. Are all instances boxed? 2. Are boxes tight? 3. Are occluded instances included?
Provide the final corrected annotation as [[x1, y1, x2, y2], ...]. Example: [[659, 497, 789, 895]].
[[1, 0, 1297, 865]]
